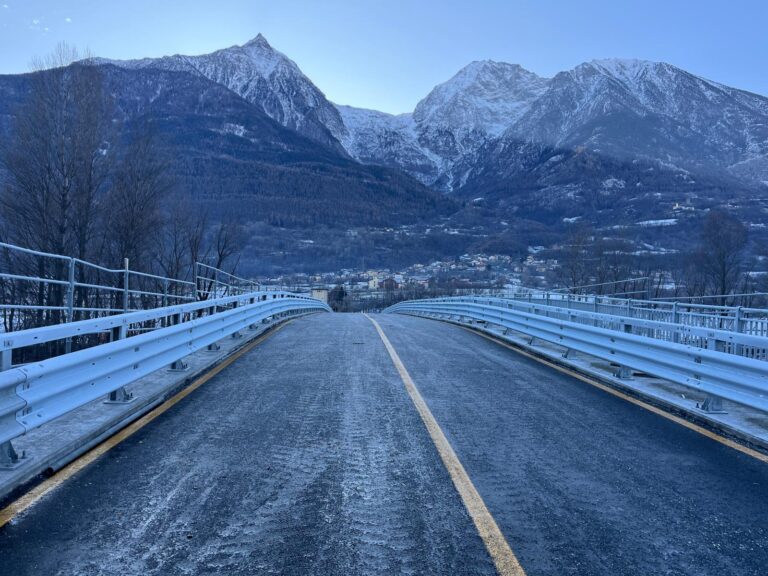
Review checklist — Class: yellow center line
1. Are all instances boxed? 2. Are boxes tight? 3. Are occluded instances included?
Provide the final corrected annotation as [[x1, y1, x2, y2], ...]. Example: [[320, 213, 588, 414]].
[[0, 321, 293, 528], [460, 324, 768, 465], [364, 314, 526, 576]]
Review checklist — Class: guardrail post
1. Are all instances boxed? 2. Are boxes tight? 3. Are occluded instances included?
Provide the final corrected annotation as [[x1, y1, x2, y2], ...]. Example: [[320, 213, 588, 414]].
[[248, 297, 258, 329], [122, 258, 130, 313], [105, 324, 134, 404], [0, 440, 22, 469], [64, 258, 75, 353], [614, 365, 632, 379], [170, 312, 189, 371], [699, 395, 726, 413], [230, 300, 243, 339], [0, 346, 25, 469], [206, 304, 222, 351]]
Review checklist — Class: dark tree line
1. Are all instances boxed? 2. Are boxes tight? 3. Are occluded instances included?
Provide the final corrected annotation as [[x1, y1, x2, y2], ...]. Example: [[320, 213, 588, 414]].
[[0, 45, 243, 332]]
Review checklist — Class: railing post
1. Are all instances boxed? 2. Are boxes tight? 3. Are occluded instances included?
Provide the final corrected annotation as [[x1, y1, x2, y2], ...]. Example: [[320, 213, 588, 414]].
[[162, 278, 169, 309], [194, 263, 200, 301], [64, 257, 75, 353], [735, 306, 744, 356], [122, 258, 130, 313], [672, 301, 680, 343]]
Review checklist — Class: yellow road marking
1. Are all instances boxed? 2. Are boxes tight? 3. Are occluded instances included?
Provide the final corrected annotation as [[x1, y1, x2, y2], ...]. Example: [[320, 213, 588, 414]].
[[459, 324, 768, 464], [364, 314, 526, 576], [0, 321, 293, 528]]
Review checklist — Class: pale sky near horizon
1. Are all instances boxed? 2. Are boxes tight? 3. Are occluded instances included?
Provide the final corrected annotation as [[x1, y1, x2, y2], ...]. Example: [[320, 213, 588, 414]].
[[0, 0, 766, 114]]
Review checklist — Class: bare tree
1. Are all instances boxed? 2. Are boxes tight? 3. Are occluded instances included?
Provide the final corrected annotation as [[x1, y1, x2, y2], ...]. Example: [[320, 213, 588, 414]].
[[105, 123, 171, 269], [558, 226, 592, 292], [697, 210, 747, 304], [0, 44, 113, 323]]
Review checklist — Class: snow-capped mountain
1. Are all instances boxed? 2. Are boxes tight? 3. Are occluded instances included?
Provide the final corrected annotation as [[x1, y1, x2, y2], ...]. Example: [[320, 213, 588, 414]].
[[97, 34, 347, 153], [505, 59, 768, 175], [95, 35, 768, 193], [337, 61, 550, 190], [340, 57, 768, 192]]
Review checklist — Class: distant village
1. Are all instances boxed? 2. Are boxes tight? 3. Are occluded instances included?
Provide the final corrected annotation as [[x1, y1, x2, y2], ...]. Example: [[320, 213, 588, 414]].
[[261, 251, 560, 310]]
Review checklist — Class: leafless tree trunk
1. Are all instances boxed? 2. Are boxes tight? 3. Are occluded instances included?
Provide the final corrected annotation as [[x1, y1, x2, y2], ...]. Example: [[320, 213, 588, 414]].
[[697, 210, 747, 305]]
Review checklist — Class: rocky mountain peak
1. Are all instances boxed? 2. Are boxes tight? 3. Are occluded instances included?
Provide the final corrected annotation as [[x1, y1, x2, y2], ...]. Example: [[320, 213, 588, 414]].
[[413, 60, 549, 135]]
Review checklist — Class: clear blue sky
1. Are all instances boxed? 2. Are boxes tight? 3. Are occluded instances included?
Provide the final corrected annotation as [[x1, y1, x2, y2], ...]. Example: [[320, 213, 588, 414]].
[[0, 0, 766, 114]]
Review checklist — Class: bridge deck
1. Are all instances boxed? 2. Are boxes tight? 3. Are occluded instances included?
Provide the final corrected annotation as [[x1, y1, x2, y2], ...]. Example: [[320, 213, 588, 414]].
[[1, 313, 767, 575]]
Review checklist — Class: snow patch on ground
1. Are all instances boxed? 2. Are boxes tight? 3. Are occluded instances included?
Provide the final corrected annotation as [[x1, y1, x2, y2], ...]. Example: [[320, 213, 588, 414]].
[[636, 219, 678, 227]]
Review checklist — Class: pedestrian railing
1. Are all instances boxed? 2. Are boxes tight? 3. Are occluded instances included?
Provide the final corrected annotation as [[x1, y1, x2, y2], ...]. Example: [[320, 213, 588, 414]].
[[0, 290, 330, 468], [0, 241, 275, 342], [0, 242, 197, 334], [502, 291, 768, 338], [386, 296, 768, 414]]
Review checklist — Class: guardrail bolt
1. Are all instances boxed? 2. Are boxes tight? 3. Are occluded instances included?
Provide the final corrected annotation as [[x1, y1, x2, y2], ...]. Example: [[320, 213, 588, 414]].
[[207, 342, 221, 352]]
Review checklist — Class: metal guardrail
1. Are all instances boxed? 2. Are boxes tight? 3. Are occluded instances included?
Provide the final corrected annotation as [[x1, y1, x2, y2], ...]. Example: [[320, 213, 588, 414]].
[[501, 291, 768, 338], [385, 296, 768, 414], [0, 290, 330, 468]]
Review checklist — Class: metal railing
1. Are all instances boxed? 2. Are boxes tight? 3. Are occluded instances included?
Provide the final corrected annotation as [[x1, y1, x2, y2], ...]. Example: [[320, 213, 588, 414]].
[[0, 242, 196, 334], [195, 262, 274, 300], [499, 291, 768, 340], [0, 290, 330, 468], [386, 295, 768, 414], [0, 241, 280, 337]]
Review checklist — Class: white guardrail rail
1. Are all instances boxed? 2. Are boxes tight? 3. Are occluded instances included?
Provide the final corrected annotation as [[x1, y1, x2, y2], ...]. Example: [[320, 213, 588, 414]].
[[0, 291, 330, 467], [386, 296, 768, 414]]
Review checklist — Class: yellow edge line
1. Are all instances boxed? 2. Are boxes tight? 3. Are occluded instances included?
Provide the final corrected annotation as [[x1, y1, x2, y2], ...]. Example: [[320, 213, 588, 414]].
[[0, 320, 293, 528], [459, 324, 768, 465], [364, 314, 526, 576]]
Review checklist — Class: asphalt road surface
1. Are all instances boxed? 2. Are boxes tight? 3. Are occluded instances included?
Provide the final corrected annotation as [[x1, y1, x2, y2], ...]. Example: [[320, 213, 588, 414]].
[[1, 313, 767, 575]]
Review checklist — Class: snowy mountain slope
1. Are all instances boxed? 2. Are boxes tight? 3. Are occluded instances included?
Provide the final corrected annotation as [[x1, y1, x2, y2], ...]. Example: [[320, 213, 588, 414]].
[[413, 60, 549, 136], [338, 61, 549, 190], [97, 34, 347, 153], [95, 35, 768, 193], [506, 59, 768, 176], [339, 57, 768, 191]]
